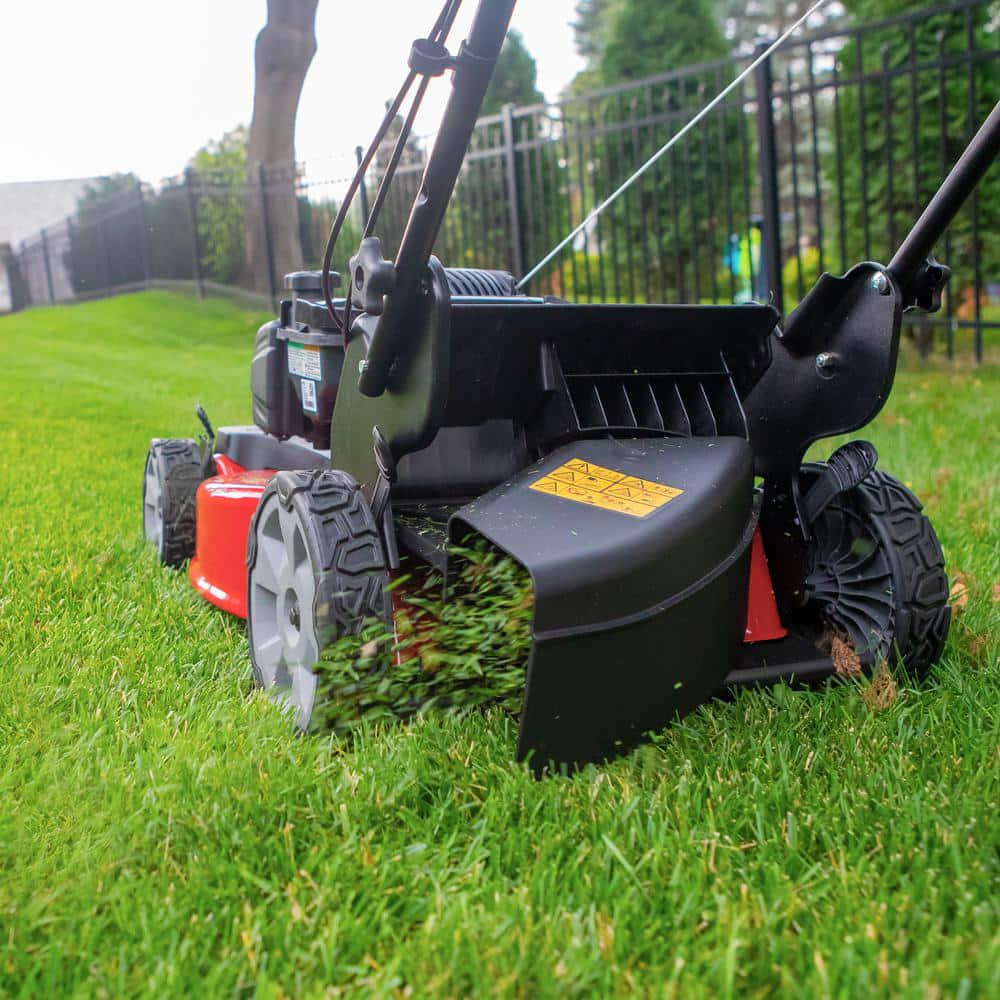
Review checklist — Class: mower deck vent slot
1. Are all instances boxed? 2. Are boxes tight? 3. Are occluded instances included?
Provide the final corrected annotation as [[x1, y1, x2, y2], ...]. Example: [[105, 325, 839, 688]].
[[598, 382, 638, 429], [563, 373, 747, 439], [656, 382, 692, 436], [638, 382, 665, 431], [569, 382, 609, 428], [708, 378, 748, 437], [679, 381, 718, 436]]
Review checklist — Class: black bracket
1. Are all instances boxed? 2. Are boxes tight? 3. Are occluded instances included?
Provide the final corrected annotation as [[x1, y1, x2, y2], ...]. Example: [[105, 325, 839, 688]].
[[194, 403, 216, 478], [903, 256, 951, 313], [349, 237, 396, 318], [408, 37, 457, 77], [408, 36, 497, 80]]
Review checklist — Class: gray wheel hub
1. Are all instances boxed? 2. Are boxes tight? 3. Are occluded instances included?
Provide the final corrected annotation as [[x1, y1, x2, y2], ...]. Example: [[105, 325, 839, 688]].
[[249, 493, 320, 728]]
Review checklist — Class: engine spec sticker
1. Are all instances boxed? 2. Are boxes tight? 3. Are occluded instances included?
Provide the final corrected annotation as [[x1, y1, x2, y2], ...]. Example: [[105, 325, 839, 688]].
[[301, 378, 318, 413], [288, 341, 322, 381], [529, 457, 683, 518]]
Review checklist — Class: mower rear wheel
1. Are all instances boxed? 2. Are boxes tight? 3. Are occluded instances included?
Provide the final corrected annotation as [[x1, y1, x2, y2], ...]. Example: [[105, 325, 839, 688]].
[[246, 470, 388, 729], [143, 439, 203, 567], [803, 465, 950, 676]]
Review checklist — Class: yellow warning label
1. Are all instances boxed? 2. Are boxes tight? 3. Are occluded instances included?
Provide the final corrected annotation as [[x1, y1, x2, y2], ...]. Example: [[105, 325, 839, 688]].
[[529, 458, 683, 518]]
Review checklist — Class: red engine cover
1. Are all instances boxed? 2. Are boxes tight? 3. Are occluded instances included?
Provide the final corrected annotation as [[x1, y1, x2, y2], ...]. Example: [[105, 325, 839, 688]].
[[188, 459, 274, 619]]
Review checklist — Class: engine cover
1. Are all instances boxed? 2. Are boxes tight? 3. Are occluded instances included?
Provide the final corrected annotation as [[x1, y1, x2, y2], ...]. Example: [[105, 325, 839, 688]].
[[189, 460, 273, 618]]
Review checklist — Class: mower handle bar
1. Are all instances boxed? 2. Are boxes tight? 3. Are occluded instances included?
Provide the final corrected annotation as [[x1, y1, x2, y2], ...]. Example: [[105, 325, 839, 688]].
[[888, 99, 1000, 293], [358, 0, 517, 398]]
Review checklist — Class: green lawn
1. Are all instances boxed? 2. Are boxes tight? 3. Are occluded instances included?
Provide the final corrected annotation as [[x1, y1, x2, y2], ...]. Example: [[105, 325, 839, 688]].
[[0, 291, 997, 997]]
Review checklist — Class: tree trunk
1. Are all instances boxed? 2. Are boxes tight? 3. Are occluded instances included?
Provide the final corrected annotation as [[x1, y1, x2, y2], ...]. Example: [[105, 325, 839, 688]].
[[245, 0, 319, 296]]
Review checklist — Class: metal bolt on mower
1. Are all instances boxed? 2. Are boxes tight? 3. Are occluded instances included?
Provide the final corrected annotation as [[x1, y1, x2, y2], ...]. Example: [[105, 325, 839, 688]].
[[143, 0, 1000, 774]]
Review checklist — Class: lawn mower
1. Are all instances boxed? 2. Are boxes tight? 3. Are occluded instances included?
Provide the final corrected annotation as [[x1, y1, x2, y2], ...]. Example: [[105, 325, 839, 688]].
[[143, 0, 1000, 772]]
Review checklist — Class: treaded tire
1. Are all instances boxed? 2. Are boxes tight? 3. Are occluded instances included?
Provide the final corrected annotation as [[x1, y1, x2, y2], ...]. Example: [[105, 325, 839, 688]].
[[804, 464, 950, 677], [246, 469, 388, 729], [143, 439, 203, 568]]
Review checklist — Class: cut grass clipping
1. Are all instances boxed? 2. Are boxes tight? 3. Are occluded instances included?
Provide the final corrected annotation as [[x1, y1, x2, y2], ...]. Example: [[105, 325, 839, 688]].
[[313, 539, 534, 731]]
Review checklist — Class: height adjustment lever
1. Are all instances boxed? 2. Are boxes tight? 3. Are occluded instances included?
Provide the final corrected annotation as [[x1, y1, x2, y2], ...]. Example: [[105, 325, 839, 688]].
[[801, 440, 878, 525]]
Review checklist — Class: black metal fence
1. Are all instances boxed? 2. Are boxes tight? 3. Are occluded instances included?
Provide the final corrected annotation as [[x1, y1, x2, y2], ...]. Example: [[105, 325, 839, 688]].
[[3, 0, 997, 360]]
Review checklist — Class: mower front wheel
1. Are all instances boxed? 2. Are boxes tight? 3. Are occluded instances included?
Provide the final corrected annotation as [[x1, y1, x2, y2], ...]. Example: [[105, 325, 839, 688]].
[[803, 465, 950, 676], [143, 439, 203, 567], [246, 470, 388, 730]]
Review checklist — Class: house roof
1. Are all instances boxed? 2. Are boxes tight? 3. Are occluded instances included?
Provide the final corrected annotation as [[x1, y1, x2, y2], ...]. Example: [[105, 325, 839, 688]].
[[0, 178, 101, 247]]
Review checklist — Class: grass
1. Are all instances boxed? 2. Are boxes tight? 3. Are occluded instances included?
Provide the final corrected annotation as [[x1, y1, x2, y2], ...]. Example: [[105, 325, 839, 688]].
[[0, 290, 997, 997]]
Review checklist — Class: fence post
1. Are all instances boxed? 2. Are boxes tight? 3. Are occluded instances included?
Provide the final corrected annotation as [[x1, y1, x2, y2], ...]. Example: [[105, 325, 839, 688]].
[[96, 215, 112, 294], [136, 181, 152, 288], [257, 162, 279, 310], [501, 103, 525, 279], [355, 145, 371, 229], [40, 227, 55, 304], [754, 41, 783, 316], [184, 167, 205, 298], [1, 242, 28, 312]]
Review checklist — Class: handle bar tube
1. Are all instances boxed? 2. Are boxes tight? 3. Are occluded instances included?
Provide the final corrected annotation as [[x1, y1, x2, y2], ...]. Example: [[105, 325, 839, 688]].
[[359, 0, 517, 397], [888, 99, 1000, 291]]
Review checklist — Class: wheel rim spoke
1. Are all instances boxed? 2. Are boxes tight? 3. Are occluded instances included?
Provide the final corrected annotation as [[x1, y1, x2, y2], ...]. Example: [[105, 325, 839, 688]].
[[279, 505, 305, 573], [250, 491, 321, 730], [289, 666, 318, 729], [293, 565, 316, 638], [254, 532, 286, 596], [143, 457, 163, 547], [253, 635, 284, 686], [805, 480, 897, 667]]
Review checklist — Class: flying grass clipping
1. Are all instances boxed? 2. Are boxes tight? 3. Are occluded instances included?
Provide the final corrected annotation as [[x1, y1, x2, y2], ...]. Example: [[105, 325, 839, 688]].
[[313, 540, 534, 732]]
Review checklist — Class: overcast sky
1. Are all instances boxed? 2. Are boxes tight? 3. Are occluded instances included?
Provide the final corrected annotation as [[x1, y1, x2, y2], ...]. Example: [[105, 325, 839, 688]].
[[0, 1, 584, 187]]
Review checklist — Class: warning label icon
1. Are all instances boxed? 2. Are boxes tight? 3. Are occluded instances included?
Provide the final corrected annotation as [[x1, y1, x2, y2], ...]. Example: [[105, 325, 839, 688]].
[[529, 458, 683, 518]]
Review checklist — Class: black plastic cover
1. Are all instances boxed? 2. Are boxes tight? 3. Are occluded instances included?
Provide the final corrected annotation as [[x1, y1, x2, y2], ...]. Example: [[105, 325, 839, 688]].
[[251, 320, 304, 439], [449, 436, 755, 771]]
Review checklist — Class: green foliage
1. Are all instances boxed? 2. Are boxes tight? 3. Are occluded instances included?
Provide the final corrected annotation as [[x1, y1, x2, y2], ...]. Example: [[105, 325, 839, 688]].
[[829, 1, 1000, 289], [569, 0, 726, 93], [297, 195, 361, 277], [713, 0, 844, 52], [76, 173, 143, 215], [435, 29, 551, 275], [551, 250, 612, 302], [63, 128, 253, 295], [782, 245, 822, 307], [556, 0, 744, 303], [0, 292, 998, 993], [314, 540, 532, 731], [573, 0, 625, 66], [482, 30, 544, 115], [64, 174, 147, 295], [189, 126, 248, 286], [569, 0, 626, 93], [600, 0, 727, 82]]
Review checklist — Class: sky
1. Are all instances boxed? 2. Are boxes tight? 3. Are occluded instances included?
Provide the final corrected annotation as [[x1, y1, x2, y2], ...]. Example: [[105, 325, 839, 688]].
[[0, 0, 584, 187]]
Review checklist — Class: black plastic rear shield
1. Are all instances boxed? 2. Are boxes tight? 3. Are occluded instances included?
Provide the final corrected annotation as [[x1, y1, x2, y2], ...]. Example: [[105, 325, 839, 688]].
[[450, 437, 755, 772]]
